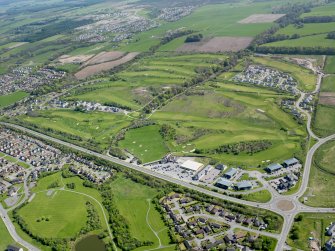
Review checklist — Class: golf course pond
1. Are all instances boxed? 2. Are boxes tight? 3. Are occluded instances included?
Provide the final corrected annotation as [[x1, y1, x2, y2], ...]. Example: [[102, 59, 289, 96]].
[[75, 235, 106, 251]]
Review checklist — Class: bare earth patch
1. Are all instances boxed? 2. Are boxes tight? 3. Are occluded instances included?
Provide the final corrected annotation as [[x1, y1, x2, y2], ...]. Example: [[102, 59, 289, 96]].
[[58, 54, 94, 64], [276, 199, 295, 211], [8, 42, 28, 49], [176, 37, 253, 53], [84, 51, 126, 66], [319, 92, 335, 106], [75, 52, 139, 79], [238, 14, 285, 24]]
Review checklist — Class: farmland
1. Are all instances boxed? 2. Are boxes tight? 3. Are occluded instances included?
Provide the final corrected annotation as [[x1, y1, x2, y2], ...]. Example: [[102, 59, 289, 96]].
[[119, 125, 169, 163], [0, 91, 28, 109], [122, 2, 280, 52], [303, 141, 335, 208], [287, 213, 335, 250], [275, 22, 335, 37], [301, 2, 335, 17], [261, 34, 335, 49]]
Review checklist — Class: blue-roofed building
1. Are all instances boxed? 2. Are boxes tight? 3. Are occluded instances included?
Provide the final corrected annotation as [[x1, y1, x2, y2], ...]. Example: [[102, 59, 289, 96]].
[[265, 163, 283, 173], [215, 178, 232, 189], [235, 181, 253, 191], [223, 168, 237, 179], [283, 158, 299, 168]]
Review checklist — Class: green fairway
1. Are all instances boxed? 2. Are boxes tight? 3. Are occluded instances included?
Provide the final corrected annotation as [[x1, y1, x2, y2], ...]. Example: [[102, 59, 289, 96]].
[[0, 218, 18, 251], [252, 56, 317, 91], [151, 82, 306, 167], [17, 109, 132, 151], [303, 141, 335, 208], [0, 91, 29, 109], [313, 104, 335, 137], [287, 213, 335, 250], [110, 176, 172, 250], [321, 75, 335, 92], [325, 56, 335, 74], [119, 125, 169, 163]]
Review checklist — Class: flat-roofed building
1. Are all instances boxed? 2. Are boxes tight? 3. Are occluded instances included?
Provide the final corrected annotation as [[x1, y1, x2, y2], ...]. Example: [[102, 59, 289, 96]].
[[283, 157, 299, 168], [180, 160, 203, 172], [265, 163, 283, 173], [215, 178, 232, 189]]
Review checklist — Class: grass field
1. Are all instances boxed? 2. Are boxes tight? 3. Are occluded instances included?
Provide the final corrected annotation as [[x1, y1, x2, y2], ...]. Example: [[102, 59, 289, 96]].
[[151, 81, 306, 167], [313, 104, 335, 137], [261, 34, 335, 49], [0, 218, 18, 251], [252, 56, 317, 91], [0, 91, 28, 109], [303, 140, 335, 208], [18, 172, 108, 239], [325, 56, 335, 74], [19, 191, 89, 238], [120, 2, 278, 52], [240, 189, 272, 203], [110, 175, 172, 251], [321, 75, 335, 92], [276, 22, 335, 37], [66, 53, 227, 110], [287, 213, 335, 250], [119, 125, 169, 163], [301, 2, 335, 17], [17, 109, 132, 151]]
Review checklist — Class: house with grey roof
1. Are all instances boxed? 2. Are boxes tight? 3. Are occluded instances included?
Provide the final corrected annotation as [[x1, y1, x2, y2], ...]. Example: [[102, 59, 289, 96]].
[[283, 157, 299, 168], [265, 163, 283, 173], [223, 168, 237, 179]]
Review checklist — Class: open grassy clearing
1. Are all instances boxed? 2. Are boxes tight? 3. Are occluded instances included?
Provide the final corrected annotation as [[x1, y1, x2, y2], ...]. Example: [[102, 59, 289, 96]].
[[121, 2, 278, 52], [17, 172, 108, 239], [276, 22, 335, 37], [325, 56, 335, 74], [119, 125, 169, 163], [19, 191, 89, 238], [287, 213, 335, 250], [313, 104, 335, 137], [240, 189, 272, 203], [0, 91, 28, 109], [16, 109, 132, 151], [252, 56, 317, 91], [301, 2, 335, 17], [303, 140, 335, 208], [110, 175, 172, 251], [151, 81, 306, 167], [321, 75, 335, 92], [261, 34, 335, 49], [0, 217, 19, 251]]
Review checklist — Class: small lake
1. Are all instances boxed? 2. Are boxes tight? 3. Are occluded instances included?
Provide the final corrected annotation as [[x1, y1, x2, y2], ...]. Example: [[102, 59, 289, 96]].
[[75, 235, 106, 251]]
